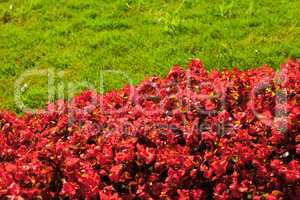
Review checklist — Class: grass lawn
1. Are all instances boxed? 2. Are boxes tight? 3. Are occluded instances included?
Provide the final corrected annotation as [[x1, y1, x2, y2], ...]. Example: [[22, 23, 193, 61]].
[[0, 0, 300, 113]]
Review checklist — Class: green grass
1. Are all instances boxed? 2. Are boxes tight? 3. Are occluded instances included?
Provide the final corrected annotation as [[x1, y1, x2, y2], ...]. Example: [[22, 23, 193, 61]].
[[0, 0, 300, 113]]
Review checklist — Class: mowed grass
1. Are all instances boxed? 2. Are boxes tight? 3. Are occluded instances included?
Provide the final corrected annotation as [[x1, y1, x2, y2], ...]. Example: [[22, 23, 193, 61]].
[[0, 0, 300, 113]]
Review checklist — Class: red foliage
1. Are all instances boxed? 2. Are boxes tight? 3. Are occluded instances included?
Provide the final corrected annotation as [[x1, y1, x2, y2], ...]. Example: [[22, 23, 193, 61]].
[[0, 59, 299, 199]]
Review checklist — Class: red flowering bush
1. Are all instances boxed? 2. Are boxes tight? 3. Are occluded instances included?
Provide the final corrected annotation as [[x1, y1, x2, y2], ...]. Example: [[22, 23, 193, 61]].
[[0, 59, 299, 199]]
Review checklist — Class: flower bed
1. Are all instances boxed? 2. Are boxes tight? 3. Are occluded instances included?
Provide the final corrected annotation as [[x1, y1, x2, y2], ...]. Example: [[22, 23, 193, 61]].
[[0, 60, 299, 199]]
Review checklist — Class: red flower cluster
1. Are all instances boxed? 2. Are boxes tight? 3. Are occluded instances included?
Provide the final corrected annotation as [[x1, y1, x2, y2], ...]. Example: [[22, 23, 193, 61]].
[[0, 59, 299, 199]]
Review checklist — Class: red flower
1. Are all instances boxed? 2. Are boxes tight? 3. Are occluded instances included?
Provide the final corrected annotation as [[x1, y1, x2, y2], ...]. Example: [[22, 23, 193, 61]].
[[60, 181, 78, 198], [109, 164, 123, 183], [136, 144, 156, 165], [0, 59, 299, 198]]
